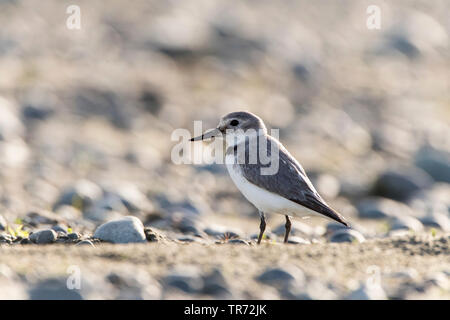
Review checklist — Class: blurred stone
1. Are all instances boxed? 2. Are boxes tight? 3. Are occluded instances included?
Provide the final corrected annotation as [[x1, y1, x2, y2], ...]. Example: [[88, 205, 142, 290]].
[[67, 232, 81, 240], [0, 264, 27, 299], [0, 214, 6, 231], [93, 216, 147, 244], [0, 96, 24, 140], [29, 229, 57, 244], [76, 240, 95, 247], [272, 220, 312, 238], [373, 167, 433, 201], [0, 138, 30, 168], [51, 225, 67, 234], [419, 212, 450, 232], [329, 229, 365, 243], [257, 266, 304, 289], [308, 172, 340, 199], [144, 227, 166, 242], [22, 104, 54, 121], [84, 193, 128, 222], [106, 270, 161, 299], [163, 266, 203, 294], [139, 89, 163, 115], [226, 239, 249, 245], [53, 180, 103, 212], [201, 268, 230, 297], [29, 278, 83, 300], [114, 184, 154, 214], [415, 146, 450, 183], [378, 10, 447, 59], [74, 88, 132, 129], [287, 236, 311, 245], [357, 197, 413, 219], [25, 209, 62, 226], [204, 225, 241, 239], [389, 216, 424, 232], [346, 283, 387, 300]]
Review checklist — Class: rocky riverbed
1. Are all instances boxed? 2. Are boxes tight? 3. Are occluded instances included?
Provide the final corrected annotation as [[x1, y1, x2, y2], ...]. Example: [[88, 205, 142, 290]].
[[0, 0, 449, 299]]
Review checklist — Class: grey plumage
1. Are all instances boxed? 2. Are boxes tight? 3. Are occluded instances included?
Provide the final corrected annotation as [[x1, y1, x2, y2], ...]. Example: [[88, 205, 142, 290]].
[[228, 133, 349, 227]]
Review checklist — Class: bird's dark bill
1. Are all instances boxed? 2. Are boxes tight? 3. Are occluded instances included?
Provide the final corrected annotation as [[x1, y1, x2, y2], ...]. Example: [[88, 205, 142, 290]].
[[190, 128, 221, 141]]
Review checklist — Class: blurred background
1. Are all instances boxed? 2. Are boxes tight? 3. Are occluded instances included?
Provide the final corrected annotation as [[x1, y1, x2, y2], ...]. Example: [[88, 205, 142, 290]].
[[0, 0, 449, 241]]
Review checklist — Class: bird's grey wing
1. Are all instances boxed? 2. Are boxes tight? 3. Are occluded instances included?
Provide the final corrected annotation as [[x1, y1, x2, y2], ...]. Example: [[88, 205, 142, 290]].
[[239, 137, 348, 226]]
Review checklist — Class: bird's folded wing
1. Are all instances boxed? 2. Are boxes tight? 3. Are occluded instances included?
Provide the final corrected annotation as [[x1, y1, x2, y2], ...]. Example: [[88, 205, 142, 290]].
[[239, 137, 348, 226]]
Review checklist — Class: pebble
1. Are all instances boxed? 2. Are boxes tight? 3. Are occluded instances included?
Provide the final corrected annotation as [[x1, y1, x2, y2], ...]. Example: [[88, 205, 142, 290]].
[[53, 180, 103, 212], [329, 229, 365, 243], [226, 239, 249, 245], [346, 283, 387, 300], [419, 213, 450, 232], [163, 266, 203, 294], [93, 216, 147, 244], [67, 232, 81, 240], [28, 278, 83, 300], [373, 167, 433, 201], [144, 227, 166, 242], [389, 216, 424, 232], [357, 197, 412, 219], [106, 270, 161, 299], [0, 215, 6, 231], [272, 220, 313, 238], [201, 268, 230, 297], [287, 236, 311, 245], [51, 225, 67, 234], [256, 266, 305, 289], [29, 229, 57, 244], [415, 146, 450, 183], [76, 240, 95, 247]]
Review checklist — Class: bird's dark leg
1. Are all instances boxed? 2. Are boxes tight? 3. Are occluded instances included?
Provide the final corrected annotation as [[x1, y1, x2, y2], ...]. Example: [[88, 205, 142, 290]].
[[257, 212, 266, 244], [284, 215, 291, 243]]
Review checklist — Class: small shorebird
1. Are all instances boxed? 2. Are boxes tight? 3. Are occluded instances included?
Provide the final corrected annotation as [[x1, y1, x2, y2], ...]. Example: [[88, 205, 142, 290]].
[[190, 111, 349, 244]]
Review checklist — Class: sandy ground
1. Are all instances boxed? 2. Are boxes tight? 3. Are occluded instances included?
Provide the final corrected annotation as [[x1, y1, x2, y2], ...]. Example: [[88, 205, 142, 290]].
[[1, 233, 448, 300]]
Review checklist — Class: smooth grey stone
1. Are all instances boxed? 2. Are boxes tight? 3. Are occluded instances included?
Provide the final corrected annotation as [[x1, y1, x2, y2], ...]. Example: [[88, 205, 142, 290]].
[[389, 216, 424, 232], [329, 229, 365, 243], [93, 216, 146, 244], [415, 146, 450, 183], [357, 197, 412, 219], [29, 229, 57, 244], [373, 167, 433, 201]]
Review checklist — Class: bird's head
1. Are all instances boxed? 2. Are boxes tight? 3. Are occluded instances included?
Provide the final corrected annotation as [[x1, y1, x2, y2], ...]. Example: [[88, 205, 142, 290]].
[[190, 111, 267, 146]]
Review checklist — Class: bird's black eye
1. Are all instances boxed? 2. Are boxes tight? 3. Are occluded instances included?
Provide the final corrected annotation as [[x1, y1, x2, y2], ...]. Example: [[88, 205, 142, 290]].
[[230, 119, 239, 126]]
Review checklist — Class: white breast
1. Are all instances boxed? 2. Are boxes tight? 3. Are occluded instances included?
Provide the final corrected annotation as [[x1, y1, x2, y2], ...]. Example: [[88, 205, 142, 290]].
[[225, 155, 321, 218]]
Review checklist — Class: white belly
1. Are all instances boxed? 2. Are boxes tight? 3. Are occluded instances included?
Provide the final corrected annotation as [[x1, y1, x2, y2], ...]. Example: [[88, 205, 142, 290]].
[[225, 159, 321, 218]]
